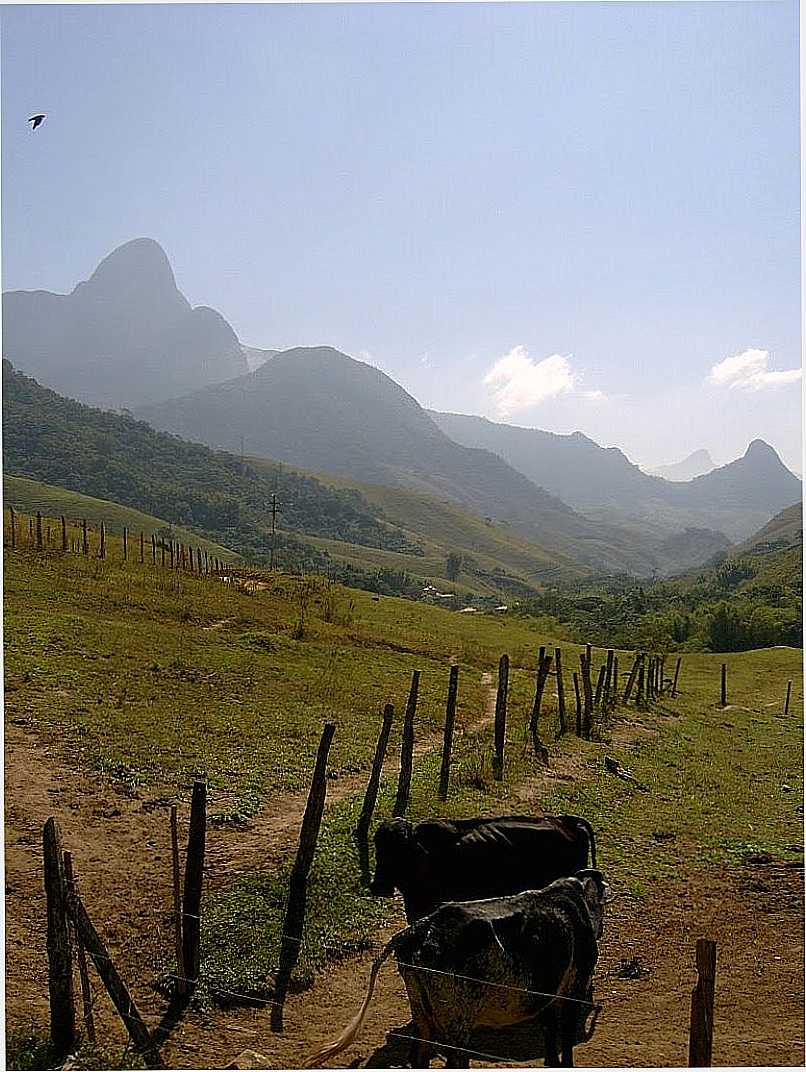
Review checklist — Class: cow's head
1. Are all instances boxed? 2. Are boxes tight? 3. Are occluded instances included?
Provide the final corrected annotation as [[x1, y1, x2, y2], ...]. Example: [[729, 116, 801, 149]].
[[574, 868, 615, 939], [370, 818, 418, 897]]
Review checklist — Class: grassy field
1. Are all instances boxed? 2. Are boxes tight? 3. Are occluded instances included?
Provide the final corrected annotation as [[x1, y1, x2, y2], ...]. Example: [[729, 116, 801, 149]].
[[4, 531, 803, 1029], [248, 457, 584, 597]]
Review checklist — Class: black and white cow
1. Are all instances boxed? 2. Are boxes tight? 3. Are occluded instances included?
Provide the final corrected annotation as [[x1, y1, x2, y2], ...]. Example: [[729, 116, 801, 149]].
[[305, 870, 613, 1069], [370, 814, 597, 922]]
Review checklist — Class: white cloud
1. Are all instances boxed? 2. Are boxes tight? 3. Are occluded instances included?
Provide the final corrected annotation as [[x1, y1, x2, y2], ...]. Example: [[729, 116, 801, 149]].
[[707, 348, 801, 391], [483, 346, 604, 418]]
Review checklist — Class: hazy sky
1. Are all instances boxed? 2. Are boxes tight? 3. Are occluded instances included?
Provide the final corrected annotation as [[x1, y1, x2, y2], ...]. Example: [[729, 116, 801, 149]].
[[1, 2, 801, 471]]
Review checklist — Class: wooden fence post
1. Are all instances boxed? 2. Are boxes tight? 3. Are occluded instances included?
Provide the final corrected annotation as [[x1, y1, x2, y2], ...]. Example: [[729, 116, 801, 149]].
[[636, 658, 646, 707], [658, 656, 665, 694], [272, 722, 337, 1031], [393, 670, 420, 817], [152, 534, 157, 565], [555, 648, 567, 735], [61, 516, 67, 552], [688, 938, 717, 1067], [182, 780, 207, 989], [123, 527, 128, 562], [672, 657, 682, 697], [170, 805, 186, 996], [493, 653, 509, 780], [646, 657, 654, 701], [785, 680, 793, 717], [572, 671, 582, 737], [580, 652, 594, 739], [140, 531, 145, 564], [43, 818, 76, 1058], [720, 664, 727, 707], [623, 653, 641, 703], [82, 519, 88, 556], [611, 655, 619, 709], [593, 664, 606, 712], [160, 541, 166, 568], [529, 654, 553, 757], [63, 852, 96, 1044], [604, 650, 615, 704], [439, 666, 460, 801], [64, 886, 163, 1067], [36, 511, 43, 551], [99, 522, 105, 560], [355, 704, 395, 859], [9, 505, 16, 549]]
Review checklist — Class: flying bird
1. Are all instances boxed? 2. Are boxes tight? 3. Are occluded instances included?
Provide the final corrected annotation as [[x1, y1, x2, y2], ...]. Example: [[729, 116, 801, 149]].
[[28, 114, 46, 130]]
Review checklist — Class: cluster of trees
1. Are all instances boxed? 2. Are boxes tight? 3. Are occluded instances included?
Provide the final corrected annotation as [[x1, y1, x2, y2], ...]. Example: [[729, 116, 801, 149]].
[[517, 548, 802, 652]]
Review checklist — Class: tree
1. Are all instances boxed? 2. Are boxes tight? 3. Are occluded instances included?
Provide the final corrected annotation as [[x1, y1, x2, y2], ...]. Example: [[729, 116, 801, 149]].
[[446, 552, 462, 581]]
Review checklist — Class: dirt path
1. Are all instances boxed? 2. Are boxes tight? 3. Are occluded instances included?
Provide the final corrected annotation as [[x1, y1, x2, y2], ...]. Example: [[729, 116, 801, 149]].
[[5, 682, 804, 1069]]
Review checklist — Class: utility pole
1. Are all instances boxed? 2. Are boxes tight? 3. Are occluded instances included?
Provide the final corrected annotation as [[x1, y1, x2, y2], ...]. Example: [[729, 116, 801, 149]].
[[270, 493, 278, 571]]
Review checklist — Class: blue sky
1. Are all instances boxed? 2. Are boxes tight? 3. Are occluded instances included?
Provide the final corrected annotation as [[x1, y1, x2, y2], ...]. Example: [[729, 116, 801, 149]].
[[1, 2, 801, 470]]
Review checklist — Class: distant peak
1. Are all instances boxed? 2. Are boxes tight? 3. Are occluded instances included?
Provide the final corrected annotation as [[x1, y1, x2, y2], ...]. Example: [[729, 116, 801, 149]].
[[70, 237, 190, 320], [744, 439, 780, 462]]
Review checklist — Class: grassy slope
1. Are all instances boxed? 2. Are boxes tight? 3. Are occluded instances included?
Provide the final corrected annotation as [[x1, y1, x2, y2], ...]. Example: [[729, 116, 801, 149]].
[[250, 458, 583, 596], [4, 476, 238, 560], [4, 537, 802, 1003]]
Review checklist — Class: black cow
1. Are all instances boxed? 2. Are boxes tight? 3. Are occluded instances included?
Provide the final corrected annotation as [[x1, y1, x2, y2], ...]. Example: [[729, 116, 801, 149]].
[[305, 870, 613, 1068], [370, 814, 597, 922]]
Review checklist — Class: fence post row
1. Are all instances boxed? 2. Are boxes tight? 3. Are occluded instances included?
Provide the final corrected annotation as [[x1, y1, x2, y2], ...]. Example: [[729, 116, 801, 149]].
[[393, 670, 420, 817], [439, 666, 460, 801], [493, 653, 509, 780], [272, 722, 337, 1031]]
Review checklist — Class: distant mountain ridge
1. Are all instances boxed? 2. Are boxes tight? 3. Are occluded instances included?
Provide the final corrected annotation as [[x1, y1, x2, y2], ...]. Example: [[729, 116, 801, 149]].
[[2, 238, 248, 409], [138, 346, 732, 576], [650, 449, 715, 482], [430, 411, 800, 542]]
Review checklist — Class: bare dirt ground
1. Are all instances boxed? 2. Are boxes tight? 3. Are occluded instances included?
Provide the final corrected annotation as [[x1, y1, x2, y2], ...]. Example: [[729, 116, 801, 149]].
[[5, 707, 804, 1069]]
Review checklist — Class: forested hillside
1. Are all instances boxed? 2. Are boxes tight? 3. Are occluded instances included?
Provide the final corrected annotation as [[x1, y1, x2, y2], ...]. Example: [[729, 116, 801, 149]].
[[2, 361, 420, 562]]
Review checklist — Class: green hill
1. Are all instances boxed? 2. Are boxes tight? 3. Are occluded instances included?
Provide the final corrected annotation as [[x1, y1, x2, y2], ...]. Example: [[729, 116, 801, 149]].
[[3, 475, 237, 560], [2, 360, 422, 566]]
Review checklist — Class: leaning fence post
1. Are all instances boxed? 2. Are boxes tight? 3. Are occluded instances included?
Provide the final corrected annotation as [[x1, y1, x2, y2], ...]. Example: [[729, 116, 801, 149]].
[[720, 664, 727, 707], [393, 670, 420, 817], [572, 671, 583, 737], [43, 818, 76, 1058], [63, 852, 96, 1044], [170, 805, 186, 996], [64, 884, 163, 1067], [636, 658, 646, 708], [182, 780, 207, 990], [493, 653, 509, 780], [529, 654, 553, 757], [99, 521, 106, 560], [784, 680, 793, 717], [623, 653, 640, 703], [672, 657, 682, 698], [355, 704, 395, 852], [554, 648, 567, 735], [272, 722, 337, 1031], [439, 666, 460, 801], [688, 938, 717, 1066], [594, 662, 606, 710]]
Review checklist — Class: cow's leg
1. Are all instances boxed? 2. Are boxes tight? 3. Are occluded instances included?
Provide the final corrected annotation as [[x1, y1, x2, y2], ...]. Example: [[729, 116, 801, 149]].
[[558, 1004, 577, 1068], [542, 1006, 562, 1068]]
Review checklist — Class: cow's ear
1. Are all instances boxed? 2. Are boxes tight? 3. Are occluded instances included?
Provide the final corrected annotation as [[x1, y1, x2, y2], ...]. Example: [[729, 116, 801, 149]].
[[415, 820, 457, 855]]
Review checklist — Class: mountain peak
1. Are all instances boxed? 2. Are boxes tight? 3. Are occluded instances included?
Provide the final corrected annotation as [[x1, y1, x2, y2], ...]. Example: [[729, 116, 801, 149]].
[[744, 439, 781, 463], [73, 237, 186, 312]]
